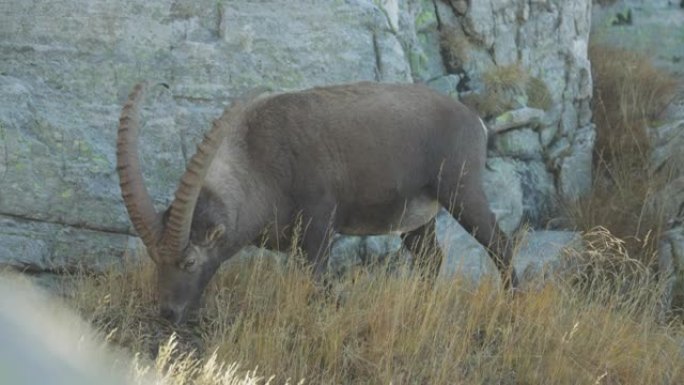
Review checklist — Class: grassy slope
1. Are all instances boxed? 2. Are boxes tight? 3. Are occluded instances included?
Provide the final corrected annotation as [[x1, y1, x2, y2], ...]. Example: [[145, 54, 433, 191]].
[[62, 237, 684, 385]]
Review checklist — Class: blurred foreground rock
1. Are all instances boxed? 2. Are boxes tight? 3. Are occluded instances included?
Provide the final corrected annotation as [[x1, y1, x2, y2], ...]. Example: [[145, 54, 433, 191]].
[[0, 276, 139, 385]]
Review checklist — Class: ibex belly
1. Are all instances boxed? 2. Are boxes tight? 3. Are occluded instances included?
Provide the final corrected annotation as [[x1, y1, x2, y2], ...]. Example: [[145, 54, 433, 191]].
[[339, 192, 439, 235]]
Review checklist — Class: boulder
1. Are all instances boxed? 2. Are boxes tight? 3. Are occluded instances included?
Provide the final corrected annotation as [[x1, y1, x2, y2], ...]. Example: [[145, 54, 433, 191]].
[[439, 224, 583, 285]]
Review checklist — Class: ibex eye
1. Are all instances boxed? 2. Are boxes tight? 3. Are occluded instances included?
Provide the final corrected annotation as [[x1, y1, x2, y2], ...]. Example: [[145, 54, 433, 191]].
[[182, 259, 196, 269]]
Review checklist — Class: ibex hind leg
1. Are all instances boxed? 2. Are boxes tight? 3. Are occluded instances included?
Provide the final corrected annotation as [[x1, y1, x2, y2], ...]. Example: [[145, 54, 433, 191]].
[[297, 203, 338, 282], [401, 218, 444, 281], [296, 205, 345, 308], [437, 174, 519, 289]]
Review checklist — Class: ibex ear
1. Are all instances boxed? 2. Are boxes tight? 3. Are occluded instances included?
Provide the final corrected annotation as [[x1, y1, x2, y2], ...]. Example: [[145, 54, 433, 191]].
[[205, 224, 225, 245]]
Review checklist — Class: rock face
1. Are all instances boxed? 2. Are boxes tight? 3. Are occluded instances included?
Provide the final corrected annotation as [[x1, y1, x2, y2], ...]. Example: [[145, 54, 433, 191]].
[[0, 0, 593, 280]]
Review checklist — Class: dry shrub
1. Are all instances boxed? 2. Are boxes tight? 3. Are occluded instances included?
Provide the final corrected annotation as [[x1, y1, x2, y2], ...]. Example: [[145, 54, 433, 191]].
[[464, 64, 553, 117], [567, 44, 679, 262], [483, 63, 529, 96], [467, 63, 529, 118], [563, 227, 665, 312], [565, 159, 670, 264], [526, 76, 553, 111], [590, 44, 678, 163], [439, 26, 470, 71], [460, 90, 510, 119]]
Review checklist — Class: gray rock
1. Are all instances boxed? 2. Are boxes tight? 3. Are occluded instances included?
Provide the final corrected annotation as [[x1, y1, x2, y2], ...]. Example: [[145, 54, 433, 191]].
[[460, 49, 496, 93], [434, 0, 462, 30], [648, 177, 684, 234], [426, 74, 460, 98], [227, 246, 288, 269], [399, 0, 446, 81], [484, 157, 556, 228], [0, 215, 136, 272], [490, 108, 546, 133], [376, 0, 400, 31], [436, 209, 493, 281], [0, 234, 49, 270], [483, 157, 524, 235], [546, 138, 572, 166], [0, 75, 183, 234], [516, 160, 557, 227], [374, 31, 413, 82], [451, 0, 469, 15], [360, 235, 404, 263], [330, 235, 363, 268], [493, 128, 543, 160], [438, 225, 583, 285], [463, 0, 497, 49], [514, 230, 583, 283], [659, 225, 684, 311], [559, 124, 596, 201], [651, 119, 684, 172]]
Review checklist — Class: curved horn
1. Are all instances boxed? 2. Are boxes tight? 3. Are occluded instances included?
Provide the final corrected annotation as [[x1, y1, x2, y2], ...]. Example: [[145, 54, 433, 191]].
[[117, 82, 163, 256], [162, 116, 228, 253]]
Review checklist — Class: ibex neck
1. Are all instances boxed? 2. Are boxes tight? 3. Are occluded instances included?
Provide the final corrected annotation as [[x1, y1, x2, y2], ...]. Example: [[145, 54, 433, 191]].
[[203, 160, 282, 260]]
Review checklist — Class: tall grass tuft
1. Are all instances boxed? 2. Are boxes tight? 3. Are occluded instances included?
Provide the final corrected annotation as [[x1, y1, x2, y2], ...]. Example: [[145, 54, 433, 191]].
[[566, 44, 679, 262], [463, 63, 553, 117], [590, 44, 678, 164]]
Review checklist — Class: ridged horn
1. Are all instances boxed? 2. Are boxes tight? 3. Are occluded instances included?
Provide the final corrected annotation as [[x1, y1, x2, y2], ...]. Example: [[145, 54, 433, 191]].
[[116, 82, 163, 258], [161, 116, 228, 254]]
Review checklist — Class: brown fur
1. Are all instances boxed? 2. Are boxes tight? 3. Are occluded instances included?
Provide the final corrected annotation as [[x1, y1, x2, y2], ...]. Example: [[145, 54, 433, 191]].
[[124, 81, 518, 324]]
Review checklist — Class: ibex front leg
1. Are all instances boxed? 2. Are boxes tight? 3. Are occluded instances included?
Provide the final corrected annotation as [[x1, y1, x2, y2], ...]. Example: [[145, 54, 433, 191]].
[[439, 176, 519, 289], [401, 218, 444, 280], [299, 203, 337, 281]]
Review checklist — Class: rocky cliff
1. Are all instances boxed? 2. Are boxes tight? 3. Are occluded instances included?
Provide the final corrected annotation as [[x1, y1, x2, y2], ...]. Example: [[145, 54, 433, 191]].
[[0, 0, 593, 275]]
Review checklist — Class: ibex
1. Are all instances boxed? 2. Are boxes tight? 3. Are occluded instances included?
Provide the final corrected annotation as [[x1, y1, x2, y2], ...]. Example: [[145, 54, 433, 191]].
[[117, 81, 519, 324]]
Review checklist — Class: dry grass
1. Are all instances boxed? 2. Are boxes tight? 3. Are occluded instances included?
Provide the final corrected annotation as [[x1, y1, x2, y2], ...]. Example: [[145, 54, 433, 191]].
[[464, 64, 553, 117], [526, 76, 553, 111], [566, 44, 679, 262], [483, 64, 529, 96], [439, 26, 470, 71], [58, 232, 684, 385], [139, 336, 286, 385], [590, 44, 678, 163]]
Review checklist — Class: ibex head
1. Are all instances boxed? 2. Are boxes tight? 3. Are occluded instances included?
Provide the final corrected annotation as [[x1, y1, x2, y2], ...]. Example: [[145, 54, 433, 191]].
[[117, 83, 230, 324]]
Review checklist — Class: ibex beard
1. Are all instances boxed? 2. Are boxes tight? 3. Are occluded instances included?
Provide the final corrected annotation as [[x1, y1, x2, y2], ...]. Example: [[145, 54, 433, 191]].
[[117, 81, 519, 324]]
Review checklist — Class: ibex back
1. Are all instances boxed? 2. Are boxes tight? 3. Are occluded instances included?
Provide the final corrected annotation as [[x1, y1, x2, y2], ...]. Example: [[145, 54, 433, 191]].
[[117, 81, 518, 324]]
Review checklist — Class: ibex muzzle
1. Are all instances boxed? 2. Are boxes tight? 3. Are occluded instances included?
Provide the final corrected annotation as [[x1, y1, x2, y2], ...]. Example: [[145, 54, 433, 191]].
[[117, 81, 518, 324]]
